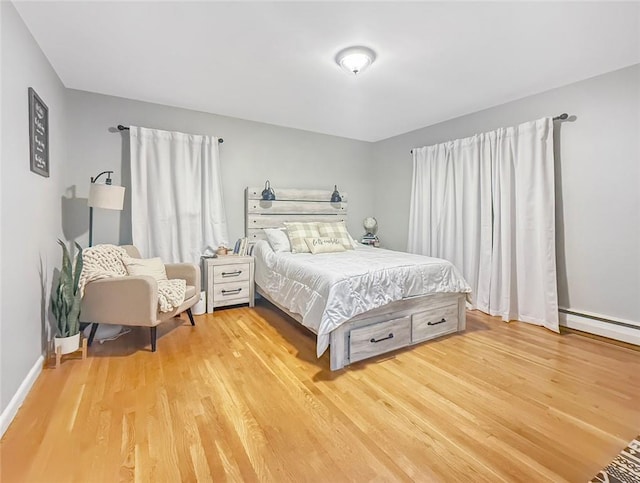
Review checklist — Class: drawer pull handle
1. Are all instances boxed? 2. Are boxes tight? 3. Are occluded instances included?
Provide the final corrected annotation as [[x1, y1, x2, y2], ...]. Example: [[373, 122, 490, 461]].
[[370, 333, 394, 343], [221, 288, 243, 295], [428, 318, 447, 326], [222, 270, 242, 277]]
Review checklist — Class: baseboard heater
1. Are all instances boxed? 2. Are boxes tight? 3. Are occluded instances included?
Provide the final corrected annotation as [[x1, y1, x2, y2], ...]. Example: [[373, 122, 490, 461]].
[[559, 307, 640, 346]]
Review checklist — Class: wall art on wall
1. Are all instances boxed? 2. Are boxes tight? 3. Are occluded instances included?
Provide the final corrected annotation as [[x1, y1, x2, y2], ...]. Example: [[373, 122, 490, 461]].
[[28, 87, 49, 177]]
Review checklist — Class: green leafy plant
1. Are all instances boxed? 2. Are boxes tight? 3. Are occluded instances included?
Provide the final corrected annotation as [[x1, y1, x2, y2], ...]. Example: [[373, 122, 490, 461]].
[[51, 240, 83, 338]]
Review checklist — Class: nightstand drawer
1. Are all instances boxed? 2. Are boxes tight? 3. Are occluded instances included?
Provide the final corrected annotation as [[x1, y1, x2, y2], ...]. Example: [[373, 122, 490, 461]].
[[212, 280, 250, 308], [213, 263, 250, 284]]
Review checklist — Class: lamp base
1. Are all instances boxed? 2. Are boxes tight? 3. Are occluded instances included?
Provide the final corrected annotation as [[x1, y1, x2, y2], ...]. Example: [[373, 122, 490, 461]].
[[83, 324, 130, 343]]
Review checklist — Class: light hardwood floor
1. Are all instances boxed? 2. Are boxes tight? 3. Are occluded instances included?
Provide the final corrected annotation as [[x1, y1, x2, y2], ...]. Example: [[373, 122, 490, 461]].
[[1, 303, 638, 482]]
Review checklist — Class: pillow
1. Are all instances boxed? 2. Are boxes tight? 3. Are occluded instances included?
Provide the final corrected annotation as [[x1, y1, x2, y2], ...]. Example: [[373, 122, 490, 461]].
[[264, 228, 291, 252], [122, 256, 168, 281], [347, 232, 360, 248], [316, 221, 353, 250], [304, 237, 347, 254], [283, 222, 320, 253]]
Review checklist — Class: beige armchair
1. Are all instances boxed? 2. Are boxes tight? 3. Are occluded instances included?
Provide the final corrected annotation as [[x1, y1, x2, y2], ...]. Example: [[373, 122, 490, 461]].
[[80, 245, 201, 352]]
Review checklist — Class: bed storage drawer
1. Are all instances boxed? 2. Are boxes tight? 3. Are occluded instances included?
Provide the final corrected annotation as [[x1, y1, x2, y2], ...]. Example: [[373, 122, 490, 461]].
[[412, 303, 459, 342], [349, 317, 411, 363]]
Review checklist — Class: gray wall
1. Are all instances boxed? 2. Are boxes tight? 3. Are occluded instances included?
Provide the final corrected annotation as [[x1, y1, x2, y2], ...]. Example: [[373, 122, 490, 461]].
[[372, 64, 640, 324], [64, 90, 375, 248], [1, 2, 68, 411]]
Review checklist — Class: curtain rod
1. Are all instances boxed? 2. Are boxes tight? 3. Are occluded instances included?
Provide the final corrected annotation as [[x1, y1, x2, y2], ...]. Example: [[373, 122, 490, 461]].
[[117, 125, 224, 143], [409, 113, 569, 154]]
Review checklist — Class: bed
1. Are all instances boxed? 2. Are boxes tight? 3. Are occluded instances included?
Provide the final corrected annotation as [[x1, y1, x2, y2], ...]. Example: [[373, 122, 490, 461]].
[[246, 187, 471, 370]]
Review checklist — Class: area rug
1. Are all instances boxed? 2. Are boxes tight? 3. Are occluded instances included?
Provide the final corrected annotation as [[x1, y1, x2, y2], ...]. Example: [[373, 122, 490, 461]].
[[591, 435, 640, 483]]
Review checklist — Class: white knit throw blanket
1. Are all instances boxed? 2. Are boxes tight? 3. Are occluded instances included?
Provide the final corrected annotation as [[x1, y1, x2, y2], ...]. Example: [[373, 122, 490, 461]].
[[79, 245, 186, 313]]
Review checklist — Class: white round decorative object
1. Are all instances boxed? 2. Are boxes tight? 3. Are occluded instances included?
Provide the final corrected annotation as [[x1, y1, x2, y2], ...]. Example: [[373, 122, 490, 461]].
[[192, 291, 206, 315], [363, 217, 378, 235]]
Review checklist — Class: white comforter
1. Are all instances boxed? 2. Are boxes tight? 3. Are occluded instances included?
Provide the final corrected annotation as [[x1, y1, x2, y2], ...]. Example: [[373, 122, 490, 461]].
[[254, 240, 471, 357]]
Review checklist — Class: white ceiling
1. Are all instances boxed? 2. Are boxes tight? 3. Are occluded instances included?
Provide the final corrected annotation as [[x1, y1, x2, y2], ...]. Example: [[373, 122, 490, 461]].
[[14, 1, 640, 142]]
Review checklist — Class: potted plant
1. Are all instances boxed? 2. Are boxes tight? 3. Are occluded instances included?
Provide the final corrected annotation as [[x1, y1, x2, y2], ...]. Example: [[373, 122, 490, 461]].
[[51, 239, 83, 355]]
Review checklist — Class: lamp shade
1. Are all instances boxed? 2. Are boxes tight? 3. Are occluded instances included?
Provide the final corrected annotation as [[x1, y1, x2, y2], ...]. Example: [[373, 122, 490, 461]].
[[88, 183, 125, 210]]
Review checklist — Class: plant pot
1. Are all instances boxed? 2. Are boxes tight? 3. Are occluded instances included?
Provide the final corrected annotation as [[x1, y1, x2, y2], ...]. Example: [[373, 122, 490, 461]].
[[54, 332, 80, 355]]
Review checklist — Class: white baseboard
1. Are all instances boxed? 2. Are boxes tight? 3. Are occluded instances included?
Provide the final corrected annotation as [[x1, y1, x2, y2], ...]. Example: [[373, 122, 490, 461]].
[[0, 355, 44, 438], [559, 312, 640, 346]]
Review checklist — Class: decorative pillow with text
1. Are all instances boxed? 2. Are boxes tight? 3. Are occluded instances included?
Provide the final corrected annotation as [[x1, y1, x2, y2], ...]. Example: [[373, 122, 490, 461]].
[[304, 237, 347, 254]]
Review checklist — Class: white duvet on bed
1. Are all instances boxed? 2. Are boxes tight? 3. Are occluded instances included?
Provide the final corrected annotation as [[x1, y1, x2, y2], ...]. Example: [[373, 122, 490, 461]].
[[254, 240, 471, 357]]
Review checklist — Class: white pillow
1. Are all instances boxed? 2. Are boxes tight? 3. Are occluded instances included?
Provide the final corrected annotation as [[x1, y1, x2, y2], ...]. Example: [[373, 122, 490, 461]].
[[347, 233, 360, 248], [304, 237, 346, 254], [122, 256, 168, 281], [264, 228, 291, 252]]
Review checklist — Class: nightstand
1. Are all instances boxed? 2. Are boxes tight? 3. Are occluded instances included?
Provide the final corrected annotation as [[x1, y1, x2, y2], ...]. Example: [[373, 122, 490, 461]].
[[203, 255, 255, 313]]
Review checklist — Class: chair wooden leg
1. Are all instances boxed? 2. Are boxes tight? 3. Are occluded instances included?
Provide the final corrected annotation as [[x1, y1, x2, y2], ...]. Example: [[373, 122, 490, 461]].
[[187, 308, 195, 326], [88, 323, 99, 346], [150, 326, 157, 352]]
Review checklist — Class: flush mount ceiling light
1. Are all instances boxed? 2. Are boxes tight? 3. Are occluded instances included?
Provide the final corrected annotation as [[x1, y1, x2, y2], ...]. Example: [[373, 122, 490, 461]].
[[335, 46, 376, 76]]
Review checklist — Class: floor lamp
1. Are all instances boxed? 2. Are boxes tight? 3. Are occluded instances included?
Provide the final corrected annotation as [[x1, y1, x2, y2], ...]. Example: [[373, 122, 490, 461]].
[[86, 170, 126, 342]]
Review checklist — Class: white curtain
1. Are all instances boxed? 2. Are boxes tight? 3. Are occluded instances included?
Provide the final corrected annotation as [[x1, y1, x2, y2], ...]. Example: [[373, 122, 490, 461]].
[[129, 126, 229, 264], [408, 117, 559, 332]]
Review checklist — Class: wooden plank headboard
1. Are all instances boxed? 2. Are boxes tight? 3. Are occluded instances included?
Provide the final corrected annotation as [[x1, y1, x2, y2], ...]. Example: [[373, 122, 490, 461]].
[[245, 187, 348, 241]]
